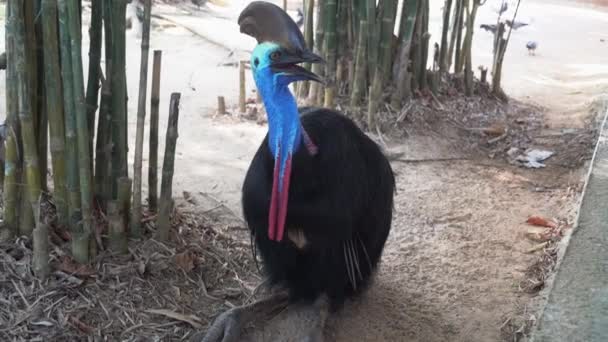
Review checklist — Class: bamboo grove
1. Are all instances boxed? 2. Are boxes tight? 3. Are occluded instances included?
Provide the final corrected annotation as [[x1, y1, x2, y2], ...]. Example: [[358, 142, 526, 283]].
[[297, 0, 520, 127], [2, 0, 181, 277]]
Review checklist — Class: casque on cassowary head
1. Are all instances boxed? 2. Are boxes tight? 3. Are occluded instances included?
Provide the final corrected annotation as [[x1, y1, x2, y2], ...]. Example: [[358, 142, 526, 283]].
[[199, 2, 395, 341], [238, 1, 325, 243]]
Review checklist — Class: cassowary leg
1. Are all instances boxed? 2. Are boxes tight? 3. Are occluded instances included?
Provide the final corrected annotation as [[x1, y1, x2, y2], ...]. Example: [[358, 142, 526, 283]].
[[197, 291, 289, 342], [301, 294, 330, 342]]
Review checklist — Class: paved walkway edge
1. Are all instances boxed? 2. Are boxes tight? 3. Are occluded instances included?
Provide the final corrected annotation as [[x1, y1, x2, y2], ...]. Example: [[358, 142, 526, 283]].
[[530, 98, 608, 342]]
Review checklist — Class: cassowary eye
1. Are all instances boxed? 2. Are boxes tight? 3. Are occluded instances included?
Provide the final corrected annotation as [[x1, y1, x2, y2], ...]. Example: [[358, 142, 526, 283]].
[[270, 51, 281, 61], [254, 58, 260, 67]]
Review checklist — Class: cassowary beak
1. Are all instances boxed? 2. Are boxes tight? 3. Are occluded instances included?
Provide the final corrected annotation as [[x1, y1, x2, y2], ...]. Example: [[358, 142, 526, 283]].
[[270, 50, 325, 84]]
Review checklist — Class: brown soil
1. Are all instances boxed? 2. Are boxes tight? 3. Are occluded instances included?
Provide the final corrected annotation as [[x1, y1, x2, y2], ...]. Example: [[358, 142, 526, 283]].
[[1, 1, 606, 341], [0, 89, 599, 341]]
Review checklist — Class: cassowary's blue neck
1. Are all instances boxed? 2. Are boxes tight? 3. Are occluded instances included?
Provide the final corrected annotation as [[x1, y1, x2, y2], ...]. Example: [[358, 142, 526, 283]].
[[255, 69, 302, 158]]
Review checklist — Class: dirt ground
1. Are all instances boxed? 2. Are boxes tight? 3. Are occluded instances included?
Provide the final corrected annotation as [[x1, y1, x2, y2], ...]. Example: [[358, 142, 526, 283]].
[[1, 0, 608, 341]]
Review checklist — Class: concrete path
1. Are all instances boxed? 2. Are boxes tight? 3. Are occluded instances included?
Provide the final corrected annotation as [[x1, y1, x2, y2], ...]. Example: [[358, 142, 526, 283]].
[[531, 101, 608, 342]]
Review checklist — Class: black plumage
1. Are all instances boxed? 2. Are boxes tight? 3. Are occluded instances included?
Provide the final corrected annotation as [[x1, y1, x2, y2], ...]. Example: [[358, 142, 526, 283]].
[[200, 3, 395, 340], [242, 107, 395, 309]]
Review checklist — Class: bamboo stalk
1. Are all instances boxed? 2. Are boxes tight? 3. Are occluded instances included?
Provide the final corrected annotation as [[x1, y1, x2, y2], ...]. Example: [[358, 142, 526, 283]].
[[217, 96, 226, 115], [117, 177, 132, 234], [462, 0, 481, 96], [148, 50, 162, 213], [454, 0, 466, 73], [366, 0, 377, 68], [419, 0, 429, 90], [390, 0, 419, 107], [41, 0, 69, 228], [323, 0, 338, 108], [65, 0, 95, 262], [95, 68, 112, 209], [350, 19, 368, 107], [14, 0, 43, 224], [367, 0, 397, 126], [307, 0, 325, 105], [447, 0, 463, 71], [107, 201, 128, 253], [297, 0, 315, 99], [86, 0, 102, 168], [131, 0, 152, 238], [239, 60, 246, 114], [94, 0, 114, 208], [111, 0, 129, 197], [31, 0, 48, 194], [33, 220, 50, 279], [156, 93, 181, 241], [492, 0, 522, 99], [58, 0, 82, 237], [439, 0, 453, 73], [3, 0, 19, 239]]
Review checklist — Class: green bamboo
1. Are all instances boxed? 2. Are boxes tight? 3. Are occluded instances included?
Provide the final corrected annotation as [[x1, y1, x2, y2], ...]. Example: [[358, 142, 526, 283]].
[[447, 0, 462, 71], [95, 0, 114, 207], [3, 0, 19, 239], [14, 0, 43, 226], [33, 220, 50, 279], [107, 201, 128, 253], [462, 0, 481, 95], [132, 0, 152, 237], [31, 0, 48, 194], [64, 0, 93, 263], [366, 0, 377, 68], [367, 0, 397, 126], [377, 0, 398, 82], [157, 93, 181, 241], [111, 0, 129, 197], [323, 0, 338, 107], [148, 50, 162, 213], [86, 0, 102, 169], [2, 132, 18, 240], [58, 0, 81, 237], [297, 0, 315, 99], [41, 0, 69, 228], [390, 0, 419, 107], [418, 0, 429, 89], [439, 0, 453, 73], [350, 19, 368, 107], [454, 0, 466, 73], [117, 177, 132, 233], [307, 0, 325, 105]]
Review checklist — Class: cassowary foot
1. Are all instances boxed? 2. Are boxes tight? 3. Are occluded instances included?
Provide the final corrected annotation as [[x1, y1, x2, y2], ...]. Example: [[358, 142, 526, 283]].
[[195, 291, 289, 342], [299, 294, 330, 342]]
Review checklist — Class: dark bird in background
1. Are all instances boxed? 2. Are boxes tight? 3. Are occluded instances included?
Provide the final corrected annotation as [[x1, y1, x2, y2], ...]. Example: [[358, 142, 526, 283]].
[[506, 19, 529, 30], [199, 1, 395, 341], [526, 41, 538, 55], [497, 1, 508, 15], [480, 24, 498, 34]]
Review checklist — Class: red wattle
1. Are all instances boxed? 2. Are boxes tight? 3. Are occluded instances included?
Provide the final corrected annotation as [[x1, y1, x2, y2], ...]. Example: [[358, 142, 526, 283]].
[[276, 156, 292, 242], [268, 160, 280, 241]]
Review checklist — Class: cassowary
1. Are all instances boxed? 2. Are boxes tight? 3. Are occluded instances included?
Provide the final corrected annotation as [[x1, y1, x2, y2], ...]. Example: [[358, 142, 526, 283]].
[[199, 1, 395, 341]]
